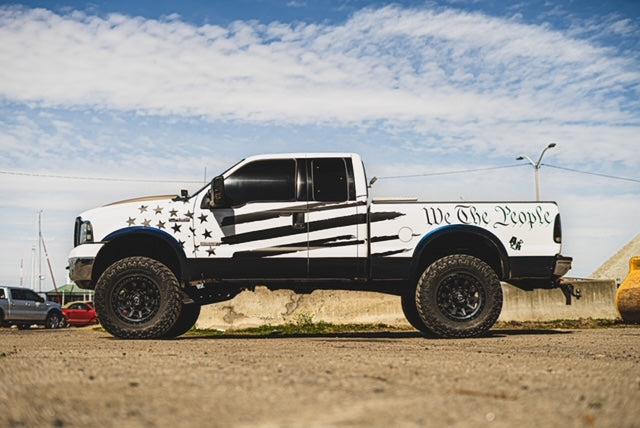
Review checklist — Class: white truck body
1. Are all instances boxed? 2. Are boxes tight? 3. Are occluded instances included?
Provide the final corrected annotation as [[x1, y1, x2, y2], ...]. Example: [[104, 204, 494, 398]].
[[68, 153, 572, 339]]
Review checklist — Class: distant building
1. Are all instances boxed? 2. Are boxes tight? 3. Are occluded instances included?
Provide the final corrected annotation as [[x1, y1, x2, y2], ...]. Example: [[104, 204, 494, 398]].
[[45, 283, 94, 305]]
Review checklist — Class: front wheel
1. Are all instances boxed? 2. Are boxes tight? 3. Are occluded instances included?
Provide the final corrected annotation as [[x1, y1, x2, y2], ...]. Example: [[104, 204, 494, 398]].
[[94, 257, 183, 339], [161, 302, 201, 339], [416, 254, 503, 338]]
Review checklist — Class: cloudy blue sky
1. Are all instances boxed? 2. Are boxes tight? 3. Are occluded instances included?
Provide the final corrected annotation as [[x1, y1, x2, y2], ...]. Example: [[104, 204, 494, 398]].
[[0, 0, 638, 290]]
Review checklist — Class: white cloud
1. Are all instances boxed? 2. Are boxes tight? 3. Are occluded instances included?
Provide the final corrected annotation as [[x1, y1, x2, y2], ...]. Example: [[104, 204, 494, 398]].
[[0, 5, 637, 130]]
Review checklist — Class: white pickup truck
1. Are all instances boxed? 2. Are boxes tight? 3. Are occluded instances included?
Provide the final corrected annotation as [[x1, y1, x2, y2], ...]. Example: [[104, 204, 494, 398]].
[[68, 153, 572, 339]]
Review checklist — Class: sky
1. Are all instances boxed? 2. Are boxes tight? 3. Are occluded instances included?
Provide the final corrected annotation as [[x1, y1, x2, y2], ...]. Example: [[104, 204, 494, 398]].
[[0, 0, 638, 290]]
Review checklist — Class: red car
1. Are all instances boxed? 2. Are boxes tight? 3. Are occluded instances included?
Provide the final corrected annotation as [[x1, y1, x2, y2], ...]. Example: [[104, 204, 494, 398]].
[[62, 301, 99, 326]]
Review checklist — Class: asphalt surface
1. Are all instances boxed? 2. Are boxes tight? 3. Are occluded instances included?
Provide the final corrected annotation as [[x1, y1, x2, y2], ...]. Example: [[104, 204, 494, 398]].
[[1, 327, 639, 427]]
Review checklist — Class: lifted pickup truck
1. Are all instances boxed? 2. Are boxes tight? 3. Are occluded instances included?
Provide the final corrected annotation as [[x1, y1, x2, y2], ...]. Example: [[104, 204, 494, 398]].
[[0, 286, 64, 329], [68, 153, 572, 339]]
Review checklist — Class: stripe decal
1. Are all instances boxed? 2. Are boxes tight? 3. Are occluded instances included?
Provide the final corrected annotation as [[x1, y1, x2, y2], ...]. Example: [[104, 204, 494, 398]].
[[221, 201, 366, 227], [371, 249, 411, 257], [221, 211, 404, 245], [232, 235, 364, 258], [370, 235, 400, 243]]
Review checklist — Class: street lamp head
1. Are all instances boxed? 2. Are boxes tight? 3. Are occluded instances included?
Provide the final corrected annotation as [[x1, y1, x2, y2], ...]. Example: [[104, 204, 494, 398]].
[[516, 156, 524, 160], [547, 143, 556, 148]]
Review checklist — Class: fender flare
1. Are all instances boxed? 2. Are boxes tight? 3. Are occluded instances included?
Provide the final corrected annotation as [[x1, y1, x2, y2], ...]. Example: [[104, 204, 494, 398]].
[[96, 227, 190, 282], [411, 224, 510, 279]]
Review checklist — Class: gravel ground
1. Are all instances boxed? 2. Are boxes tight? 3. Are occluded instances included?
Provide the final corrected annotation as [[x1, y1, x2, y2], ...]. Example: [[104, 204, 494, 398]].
[[0, 327, 639, 428]]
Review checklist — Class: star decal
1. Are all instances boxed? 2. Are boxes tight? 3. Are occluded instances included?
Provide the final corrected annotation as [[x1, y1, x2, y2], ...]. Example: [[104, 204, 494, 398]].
[[154, 206, 163, 215], [202, 229, 212, 239], [192, 245, 200, 254], [198, 214, 208, 224], [142, 219, 151, 227], [171, 223, 182, 233], [169, 209, 178, 217], [139, 205, 148, 213], [178, 240, 185, 248], [207, 248, 216, 256], [126, 217, 136, 226], [185, 210, 194, 219], [189, 227, 196, 235], [156, 220, 166, 229]]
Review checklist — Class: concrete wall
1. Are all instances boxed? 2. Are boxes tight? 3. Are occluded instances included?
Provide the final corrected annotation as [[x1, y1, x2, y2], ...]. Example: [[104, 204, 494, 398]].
[[195, 280, 619, 330]]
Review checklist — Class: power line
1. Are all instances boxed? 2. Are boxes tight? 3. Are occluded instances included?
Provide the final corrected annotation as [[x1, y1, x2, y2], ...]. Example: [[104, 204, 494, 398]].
[[0, 170, 202, 184], [376, 164, 525, 180], [2, 162, 638, 185], [543, 164, 640, 184]]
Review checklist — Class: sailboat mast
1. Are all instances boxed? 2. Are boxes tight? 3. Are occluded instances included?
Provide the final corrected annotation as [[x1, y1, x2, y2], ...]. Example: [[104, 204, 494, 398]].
[[38, 210, 43, 293]]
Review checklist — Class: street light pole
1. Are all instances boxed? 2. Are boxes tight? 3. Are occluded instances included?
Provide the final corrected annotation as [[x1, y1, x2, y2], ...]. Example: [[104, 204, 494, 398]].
[[516, 143, 556, 201]]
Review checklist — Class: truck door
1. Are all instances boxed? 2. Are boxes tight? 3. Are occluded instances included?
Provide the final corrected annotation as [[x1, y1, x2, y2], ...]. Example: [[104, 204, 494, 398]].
[[9, 288, 46, 321], [305, 157, 367, 278], [193, 157, 309, 278]]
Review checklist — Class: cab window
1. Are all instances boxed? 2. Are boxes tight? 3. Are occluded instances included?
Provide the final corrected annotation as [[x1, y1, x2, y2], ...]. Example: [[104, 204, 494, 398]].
[[225, 159, 296, 206], [312, 158, 348, 202]]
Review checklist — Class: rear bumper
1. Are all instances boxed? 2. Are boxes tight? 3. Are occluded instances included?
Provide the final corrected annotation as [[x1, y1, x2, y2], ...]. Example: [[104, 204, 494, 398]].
[[508, 254, 572, 290], [553, 255, 573, 277]]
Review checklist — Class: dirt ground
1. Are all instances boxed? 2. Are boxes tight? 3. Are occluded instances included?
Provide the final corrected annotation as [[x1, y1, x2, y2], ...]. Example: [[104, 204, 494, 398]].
[[1, 327, 639, 428]]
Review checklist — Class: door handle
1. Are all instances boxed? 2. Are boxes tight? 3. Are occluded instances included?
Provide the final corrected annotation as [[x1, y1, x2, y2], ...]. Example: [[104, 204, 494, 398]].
[[292, 212, 306, 230]]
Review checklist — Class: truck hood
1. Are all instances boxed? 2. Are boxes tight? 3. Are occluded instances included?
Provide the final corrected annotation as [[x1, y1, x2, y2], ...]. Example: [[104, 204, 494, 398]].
[[79, 195, 191, 242]]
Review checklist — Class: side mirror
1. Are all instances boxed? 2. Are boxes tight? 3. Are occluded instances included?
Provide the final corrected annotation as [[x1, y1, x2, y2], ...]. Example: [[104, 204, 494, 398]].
[[211, 176, 226, 208]]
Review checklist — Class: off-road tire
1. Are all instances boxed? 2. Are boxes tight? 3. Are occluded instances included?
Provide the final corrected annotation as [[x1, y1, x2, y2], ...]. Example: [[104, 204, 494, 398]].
[[161, 302, 201, 339], [95, 257, 183, 339], [401, 293, 434, 335], [45, 311, 63, 329], [416, 254, 502, 338]]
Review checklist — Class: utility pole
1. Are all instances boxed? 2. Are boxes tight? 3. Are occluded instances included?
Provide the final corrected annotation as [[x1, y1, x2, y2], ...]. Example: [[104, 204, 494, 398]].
[[516, 143, 556, 201]]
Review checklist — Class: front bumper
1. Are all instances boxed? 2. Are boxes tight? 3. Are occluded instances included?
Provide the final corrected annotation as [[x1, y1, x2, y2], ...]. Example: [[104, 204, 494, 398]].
[[67, 243, 103, 288], [68, 257, 95, 285]]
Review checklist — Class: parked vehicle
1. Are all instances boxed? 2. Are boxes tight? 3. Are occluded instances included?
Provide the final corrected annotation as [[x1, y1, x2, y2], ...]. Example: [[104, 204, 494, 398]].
[[68, 153, 572, 339], [0, 286, 64, 329], [62, 301, 98, 327]]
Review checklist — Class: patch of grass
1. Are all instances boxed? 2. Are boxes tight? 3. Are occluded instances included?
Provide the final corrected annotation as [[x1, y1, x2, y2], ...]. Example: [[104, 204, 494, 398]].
[[494, 318, 636, 330], [186, 316, 405, 338], [186, 317, 638, 338]]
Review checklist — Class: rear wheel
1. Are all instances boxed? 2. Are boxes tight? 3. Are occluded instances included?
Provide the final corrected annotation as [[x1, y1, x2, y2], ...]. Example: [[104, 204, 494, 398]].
[[416, 254, 502, 338], [45, 311, 63, 329], [400, 293, 433, 335], [95, 257, 183, 339]]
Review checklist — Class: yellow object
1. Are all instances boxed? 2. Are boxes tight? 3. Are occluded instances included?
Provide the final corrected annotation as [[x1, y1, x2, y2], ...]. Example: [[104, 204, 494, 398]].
[[616, 257, 640, 323]]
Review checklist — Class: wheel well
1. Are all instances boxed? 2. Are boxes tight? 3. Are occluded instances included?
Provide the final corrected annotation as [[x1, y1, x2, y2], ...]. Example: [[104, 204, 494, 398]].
[[92, 234, 186, 287], [412, 230, 508, 282]]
